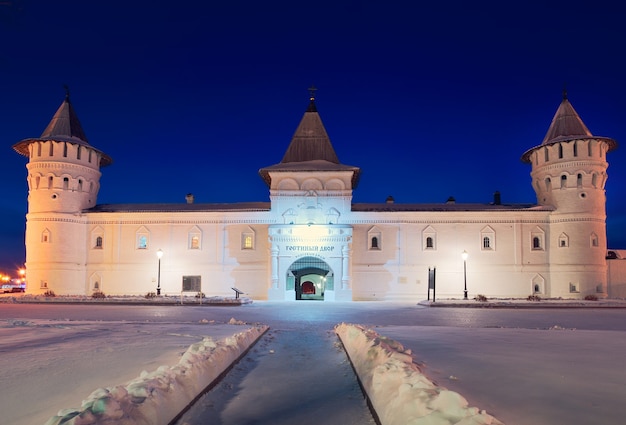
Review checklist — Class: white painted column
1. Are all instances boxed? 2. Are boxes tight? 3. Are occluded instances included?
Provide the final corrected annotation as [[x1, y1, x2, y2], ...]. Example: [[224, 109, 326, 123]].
[[271, 246, 279, 289], [342, 244, 351, 289]]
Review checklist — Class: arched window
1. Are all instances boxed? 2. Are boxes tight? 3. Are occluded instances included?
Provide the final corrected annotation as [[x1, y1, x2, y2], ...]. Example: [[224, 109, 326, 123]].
[[371, 236, 379, 249], [577, 173, 583, 188], [48, 176, 53, 189], [137, 235, 148, 249], [483, 236, 491, 249], [545, 177, 551, 192], [78, 179, 83, 191], [95, 236, 103, 249], [534, 284, 540, 293], [560, 175, 567, 189], [63, 177, 69, 190], [242, 233, 254, 250], [533, 237, 541, 249], [592, 173, 598, 188], [426, 237, 433, 249]]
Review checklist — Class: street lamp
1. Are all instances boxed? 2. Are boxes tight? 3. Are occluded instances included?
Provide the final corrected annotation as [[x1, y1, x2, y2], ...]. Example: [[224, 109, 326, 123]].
[[462, 250, 468, 300], [156, 249, 163, 296]]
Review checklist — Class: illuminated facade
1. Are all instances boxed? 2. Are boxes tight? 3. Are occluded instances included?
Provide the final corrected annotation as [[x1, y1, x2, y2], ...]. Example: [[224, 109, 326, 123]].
[[13, 91, 619, 300]]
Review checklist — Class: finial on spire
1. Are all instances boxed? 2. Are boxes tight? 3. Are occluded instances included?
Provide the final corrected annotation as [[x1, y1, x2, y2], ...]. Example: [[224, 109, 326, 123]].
[[308, 85, 317, 101], [63, 84, 70, 101], [562, 83, 568, 101]]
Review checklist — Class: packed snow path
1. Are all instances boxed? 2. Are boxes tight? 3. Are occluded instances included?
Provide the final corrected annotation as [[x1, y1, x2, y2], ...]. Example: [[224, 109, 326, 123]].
[[175, 327, 376, 425]]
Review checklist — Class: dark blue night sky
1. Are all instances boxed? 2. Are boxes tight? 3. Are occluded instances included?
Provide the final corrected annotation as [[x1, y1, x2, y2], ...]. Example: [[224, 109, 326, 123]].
[[1, 1, 626, 275]]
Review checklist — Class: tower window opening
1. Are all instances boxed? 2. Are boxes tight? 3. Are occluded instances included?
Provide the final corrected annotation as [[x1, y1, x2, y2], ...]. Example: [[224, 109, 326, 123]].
[[371, 236, 379, 249], [48, 176, 53, 189], [77, 146, 81, 160], [37, 143, 42, 157], [588, 141, 593, 156], [49, 142, 54, 156], [95, 236, 103, 249], [426, 237, 433, 249], [483, 236, 491, 249], [544, 148, 549, 162], [63, 177, 69, 190], [577, 173, 583, 188], [63, 143, 68, 157], [558, 144, 563, 159], [592, 173, 598, 188], [545, 177, 551, 192], [78, 179, 83, 191], [88, 150, 92, 163], [573, 141, 578, 157], [560, 175, 567, 189]]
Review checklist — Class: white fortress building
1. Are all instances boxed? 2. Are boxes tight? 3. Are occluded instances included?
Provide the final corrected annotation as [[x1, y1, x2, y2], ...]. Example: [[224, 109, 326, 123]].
[[13, 89, 625, 300]]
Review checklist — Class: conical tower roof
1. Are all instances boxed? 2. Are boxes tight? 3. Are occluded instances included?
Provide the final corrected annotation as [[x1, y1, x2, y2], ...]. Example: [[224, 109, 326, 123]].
[[13, 91, 112, 166], [521, 91, 617, 163], [279, 97, 340, 164], [541, 90, 592, 144], [259, 90, 360, 187]]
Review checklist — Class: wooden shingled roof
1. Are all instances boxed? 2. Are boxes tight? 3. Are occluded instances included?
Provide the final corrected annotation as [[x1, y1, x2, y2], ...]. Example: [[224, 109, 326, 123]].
[[521, 91, 617, 163], [13, 91, 113, 167], [259, 96, 361, 187]]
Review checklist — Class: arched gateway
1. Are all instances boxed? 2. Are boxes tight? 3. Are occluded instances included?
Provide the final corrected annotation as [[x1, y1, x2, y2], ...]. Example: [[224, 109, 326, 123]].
[[267, 224, 353, 301], [287, 256, 332, 300]]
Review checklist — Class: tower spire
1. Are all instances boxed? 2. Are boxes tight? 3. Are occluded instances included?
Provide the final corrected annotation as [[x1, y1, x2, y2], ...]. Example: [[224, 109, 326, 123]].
[[307, 85, 318, 112]]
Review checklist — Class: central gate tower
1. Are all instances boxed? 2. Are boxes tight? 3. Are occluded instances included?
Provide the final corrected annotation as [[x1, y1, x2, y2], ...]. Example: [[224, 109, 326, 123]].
[[259, 89, 360, 300]]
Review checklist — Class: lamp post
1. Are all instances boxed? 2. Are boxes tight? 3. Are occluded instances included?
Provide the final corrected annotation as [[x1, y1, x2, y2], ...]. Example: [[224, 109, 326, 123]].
[[156, 249, 163, 296], [462, 250, 468, 300]]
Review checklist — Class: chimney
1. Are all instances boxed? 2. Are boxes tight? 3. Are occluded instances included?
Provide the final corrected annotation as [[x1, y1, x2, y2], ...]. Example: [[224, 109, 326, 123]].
[[493, 191, 501, 205], [386, 195, 395, 204], [185, 193, 194, 204]]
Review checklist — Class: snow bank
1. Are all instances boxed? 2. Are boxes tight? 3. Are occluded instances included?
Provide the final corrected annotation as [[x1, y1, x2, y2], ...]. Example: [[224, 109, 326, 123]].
[[335, 323, 504, 425], [43, 323, 268, 425]]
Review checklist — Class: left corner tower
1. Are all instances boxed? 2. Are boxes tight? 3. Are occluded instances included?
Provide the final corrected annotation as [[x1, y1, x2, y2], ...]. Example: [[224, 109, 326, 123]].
[[12, 91, 112, 295], [13, 91, 112, 214]]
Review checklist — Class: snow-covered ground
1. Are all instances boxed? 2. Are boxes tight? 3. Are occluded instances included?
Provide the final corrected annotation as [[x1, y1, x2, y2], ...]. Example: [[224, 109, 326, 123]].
[[2, 298, 626, 425], [0, 317, 266, 425], [336, 323, 503, 425]]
